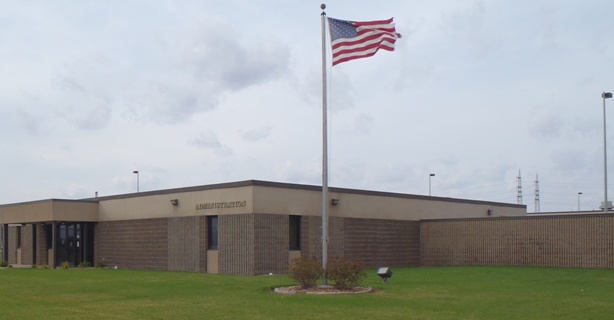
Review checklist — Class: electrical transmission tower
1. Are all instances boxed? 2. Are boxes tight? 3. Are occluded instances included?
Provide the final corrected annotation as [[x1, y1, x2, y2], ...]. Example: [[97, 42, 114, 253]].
[[516, 170, 523, 205], [534, 174, 540, 213]]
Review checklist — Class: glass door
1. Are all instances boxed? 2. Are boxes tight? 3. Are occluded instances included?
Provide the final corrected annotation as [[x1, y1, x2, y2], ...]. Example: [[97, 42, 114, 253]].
[[56, 223, 84, 267]]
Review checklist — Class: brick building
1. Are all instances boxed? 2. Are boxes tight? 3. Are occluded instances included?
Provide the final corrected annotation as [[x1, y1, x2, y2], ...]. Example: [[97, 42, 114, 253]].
[[0, 180, 525, 274]]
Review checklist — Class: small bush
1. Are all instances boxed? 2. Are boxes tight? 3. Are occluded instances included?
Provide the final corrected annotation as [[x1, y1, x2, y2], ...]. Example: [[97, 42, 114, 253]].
[[0, 261, 8, 267], [96, 260, 108, 268], [60, 261, 71, 269], [326, 257, 367, 290], [288, 257, 324, 288], [38, 264, 50, 269], [78, 261, 91, 269]]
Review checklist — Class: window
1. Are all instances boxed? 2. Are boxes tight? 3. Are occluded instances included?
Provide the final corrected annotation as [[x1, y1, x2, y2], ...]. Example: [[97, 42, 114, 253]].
[[207, 216, 218, 250], [45, 224, 53, 249], [289, 215, 301, 250]]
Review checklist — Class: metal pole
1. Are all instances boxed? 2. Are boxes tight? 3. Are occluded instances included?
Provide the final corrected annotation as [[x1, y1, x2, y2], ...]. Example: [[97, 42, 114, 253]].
[[320, 3, 329, 286], [578, 192, 582, 211], [133, 171, 139, 193], [603, 92, 612, 213], [429, 173, 435, 196]]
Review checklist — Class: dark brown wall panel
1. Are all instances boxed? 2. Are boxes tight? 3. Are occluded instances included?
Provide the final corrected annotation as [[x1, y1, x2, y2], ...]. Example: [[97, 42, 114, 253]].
[[95, 219, 168, 270], [421, 215, 614, 269]]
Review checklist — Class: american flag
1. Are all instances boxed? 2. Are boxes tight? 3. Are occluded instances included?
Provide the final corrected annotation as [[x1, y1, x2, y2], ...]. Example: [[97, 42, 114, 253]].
[[327, 17, 401, 66]]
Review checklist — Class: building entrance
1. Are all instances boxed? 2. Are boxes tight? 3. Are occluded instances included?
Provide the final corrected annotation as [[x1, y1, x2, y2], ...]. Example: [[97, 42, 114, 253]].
[[52, 222, 94, 267]]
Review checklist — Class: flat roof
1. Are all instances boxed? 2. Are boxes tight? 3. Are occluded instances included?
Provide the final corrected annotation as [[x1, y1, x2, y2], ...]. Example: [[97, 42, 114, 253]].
[[80, 179, 524, 209]]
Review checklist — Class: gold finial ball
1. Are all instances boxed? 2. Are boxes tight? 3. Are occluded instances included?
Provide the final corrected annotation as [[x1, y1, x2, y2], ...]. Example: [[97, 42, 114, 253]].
[[321, 4, 326, 10]]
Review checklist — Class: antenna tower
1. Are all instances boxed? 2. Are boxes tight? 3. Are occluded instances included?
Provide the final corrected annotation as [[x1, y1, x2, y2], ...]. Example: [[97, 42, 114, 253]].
[[516, 170, 523, 205], [534, 174, 540, 213]]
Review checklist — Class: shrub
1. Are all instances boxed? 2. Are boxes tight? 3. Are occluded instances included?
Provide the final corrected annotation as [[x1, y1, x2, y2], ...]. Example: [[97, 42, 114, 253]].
[[0, 261, 8, 267], [326, 257, 367, 290], [60, 261, 71, 269], [96, 260, 108, 268], [288, 257, 324, 288], [78, 261, 91, 269], [38, 264, 50, 269]]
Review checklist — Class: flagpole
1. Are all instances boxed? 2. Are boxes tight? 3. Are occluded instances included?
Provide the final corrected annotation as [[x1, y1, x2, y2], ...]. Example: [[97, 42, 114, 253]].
[[320, 3, 329, 286]]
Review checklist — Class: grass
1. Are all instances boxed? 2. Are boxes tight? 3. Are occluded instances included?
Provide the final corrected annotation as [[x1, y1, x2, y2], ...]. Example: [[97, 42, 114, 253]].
[[0, 266, 613, 319]]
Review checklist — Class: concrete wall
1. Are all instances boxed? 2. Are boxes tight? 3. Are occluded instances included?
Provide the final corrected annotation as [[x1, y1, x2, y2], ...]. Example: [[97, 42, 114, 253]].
[[420, 214, 614, 268]]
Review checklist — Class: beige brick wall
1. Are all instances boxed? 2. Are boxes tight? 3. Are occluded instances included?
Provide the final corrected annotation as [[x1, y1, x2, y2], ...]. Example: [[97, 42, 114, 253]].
[[421, 215, 614, 268]]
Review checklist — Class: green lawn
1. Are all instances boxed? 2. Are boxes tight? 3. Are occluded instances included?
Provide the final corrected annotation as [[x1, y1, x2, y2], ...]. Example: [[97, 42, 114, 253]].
[[1, 266, 613, 319]]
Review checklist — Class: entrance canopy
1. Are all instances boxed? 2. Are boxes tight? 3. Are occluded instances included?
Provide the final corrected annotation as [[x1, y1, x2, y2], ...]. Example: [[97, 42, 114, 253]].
[[0, 199, 98, 224]]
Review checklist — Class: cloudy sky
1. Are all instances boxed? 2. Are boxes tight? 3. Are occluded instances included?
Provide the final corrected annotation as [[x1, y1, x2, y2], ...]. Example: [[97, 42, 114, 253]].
[[1, 0, 613, 212]]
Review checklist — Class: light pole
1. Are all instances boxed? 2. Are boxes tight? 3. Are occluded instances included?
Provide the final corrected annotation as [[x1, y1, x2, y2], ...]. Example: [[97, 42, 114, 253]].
[[133, 170, 139, 193], [603, 92, 612, 213], [578, 192, 582, 211], [429, 173, 435, 196]]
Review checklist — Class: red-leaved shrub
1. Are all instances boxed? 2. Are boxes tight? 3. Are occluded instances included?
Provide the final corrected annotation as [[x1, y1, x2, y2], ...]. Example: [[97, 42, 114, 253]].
[[288, 257, 324, 288], [326, 257, 367, 290]]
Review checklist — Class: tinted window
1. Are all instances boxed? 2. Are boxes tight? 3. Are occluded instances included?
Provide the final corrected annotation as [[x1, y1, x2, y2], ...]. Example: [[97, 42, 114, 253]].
[[208, 216, 218, 250], [289, 215, 301, 250]]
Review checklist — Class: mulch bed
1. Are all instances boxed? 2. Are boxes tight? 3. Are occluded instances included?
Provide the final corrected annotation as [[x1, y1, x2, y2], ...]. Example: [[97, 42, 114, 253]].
[[274, 285, 373, 295]]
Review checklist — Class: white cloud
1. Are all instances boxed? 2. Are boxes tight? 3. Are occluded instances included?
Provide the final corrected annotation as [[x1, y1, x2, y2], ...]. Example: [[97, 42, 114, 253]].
[[1, 0, 614, 212], [243, 126, 272, 142]]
